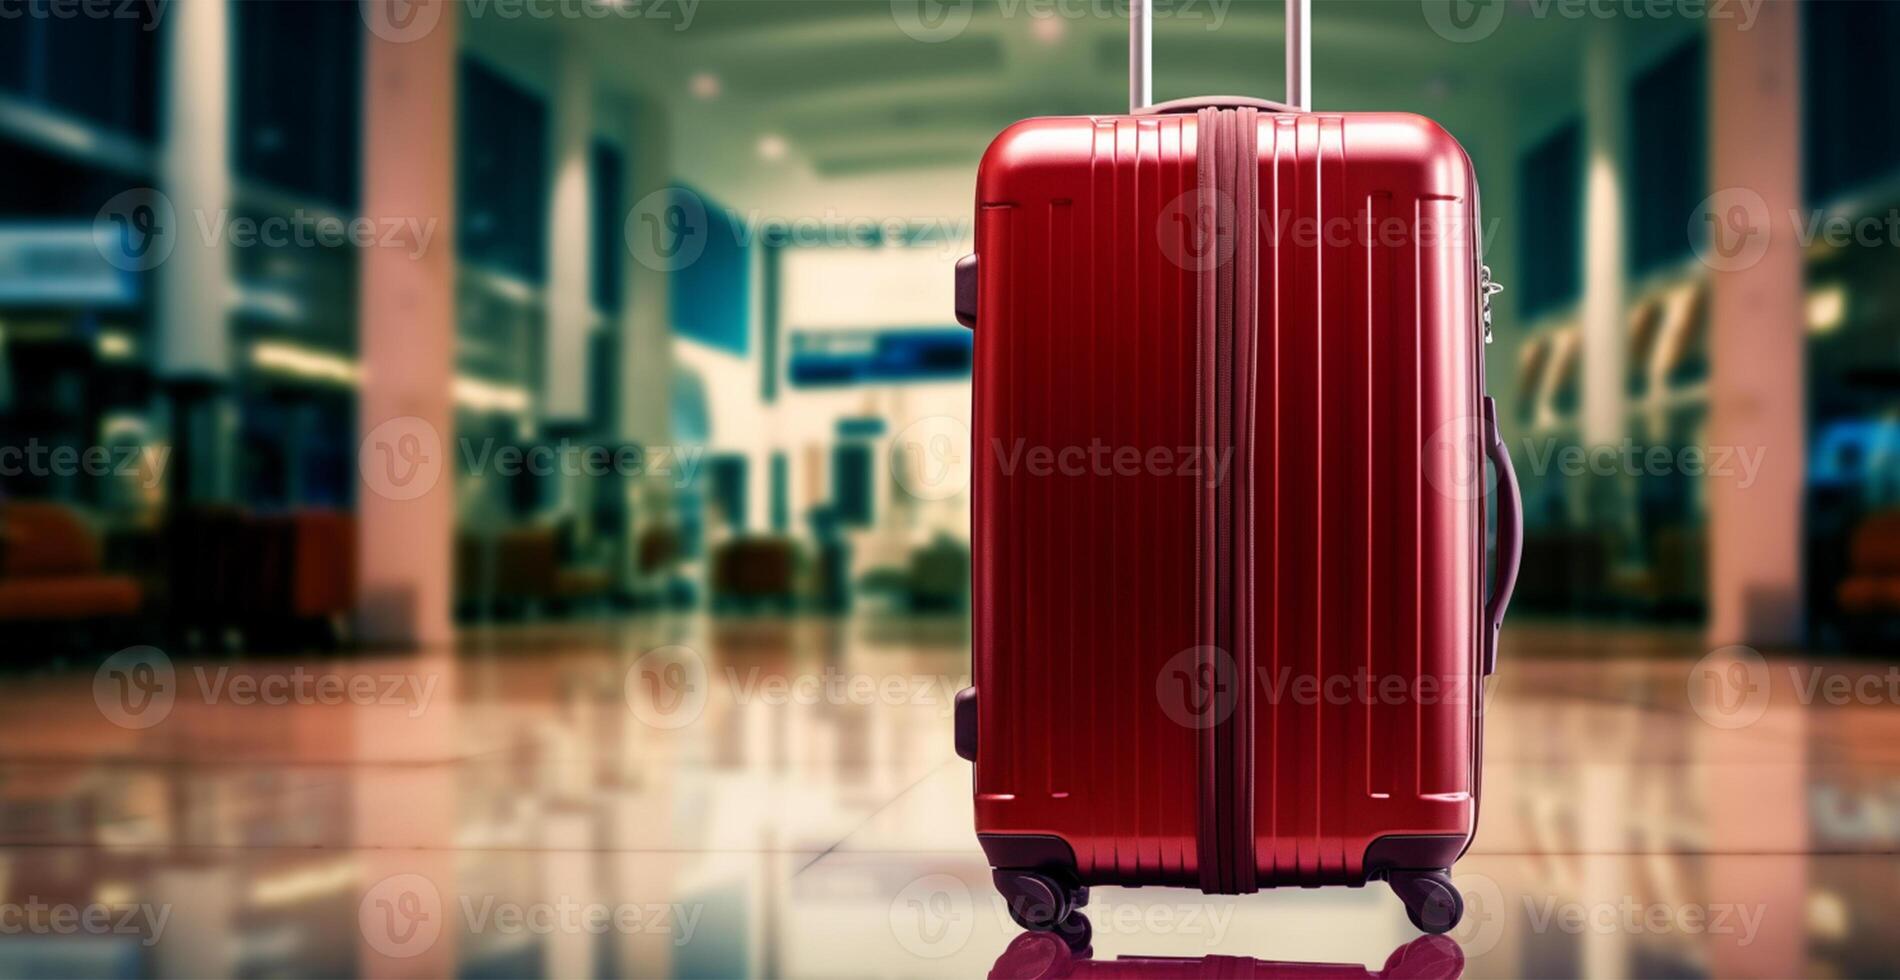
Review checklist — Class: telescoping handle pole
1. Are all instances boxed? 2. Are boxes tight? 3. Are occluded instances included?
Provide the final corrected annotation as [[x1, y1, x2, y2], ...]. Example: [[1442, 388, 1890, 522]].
[[1128, 0, 1311, 112]]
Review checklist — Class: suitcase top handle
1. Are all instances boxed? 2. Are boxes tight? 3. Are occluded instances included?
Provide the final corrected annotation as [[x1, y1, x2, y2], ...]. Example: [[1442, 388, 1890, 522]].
[[1129, 0, 1310, 113]]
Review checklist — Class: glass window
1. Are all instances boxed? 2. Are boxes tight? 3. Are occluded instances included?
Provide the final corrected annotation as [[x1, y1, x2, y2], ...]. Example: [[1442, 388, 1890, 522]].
[[1517, 121, 1583, 320], [1804, 1, 1900, 206], [1627, 39, 1705, 276], [233, 0, 362, 208], [591, 139, 624, 313], [458, 58, 548, 282]]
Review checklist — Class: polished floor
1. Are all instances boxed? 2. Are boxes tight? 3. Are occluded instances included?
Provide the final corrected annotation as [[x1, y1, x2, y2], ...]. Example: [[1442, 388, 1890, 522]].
[[0, 616, 1894, 978]]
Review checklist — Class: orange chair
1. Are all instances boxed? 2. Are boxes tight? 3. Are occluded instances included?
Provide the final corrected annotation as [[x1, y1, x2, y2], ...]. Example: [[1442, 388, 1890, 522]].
[[1838, 512, 1900, 615], [0, 501, 143, 622]]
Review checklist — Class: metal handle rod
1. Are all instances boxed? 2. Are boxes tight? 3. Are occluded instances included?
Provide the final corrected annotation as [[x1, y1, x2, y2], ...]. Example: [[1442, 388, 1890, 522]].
[[1130, 0, 1152, 111], [1128, 0, 1312, 111], [1285, 0, 1310, 110]]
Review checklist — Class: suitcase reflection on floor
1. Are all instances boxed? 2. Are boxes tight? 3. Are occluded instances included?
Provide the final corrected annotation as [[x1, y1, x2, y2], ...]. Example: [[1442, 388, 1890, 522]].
[[987, 932, 1464, 980]]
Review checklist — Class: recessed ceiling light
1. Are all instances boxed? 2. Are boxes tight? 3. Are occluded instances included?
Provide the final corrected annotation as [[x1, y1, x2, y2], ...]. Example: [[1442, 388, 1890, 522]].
[[757, 134, 788, 161], [691, 72, 721, 99]]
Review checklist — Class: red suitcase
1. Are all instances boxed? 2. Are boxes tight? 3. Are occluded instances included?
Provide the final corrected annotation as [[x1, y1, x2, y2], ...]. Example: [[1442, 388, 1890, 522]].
[[952, 0, 1523, 940]]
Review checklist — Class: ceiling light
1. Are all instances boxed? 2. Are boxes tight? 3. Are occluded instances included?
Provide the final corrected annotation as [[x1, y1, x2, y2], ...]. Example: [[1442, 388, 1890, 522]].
[[690, 72, 720, 100], [1807, 284, 1846, 334], [757, 134, 788, 162]]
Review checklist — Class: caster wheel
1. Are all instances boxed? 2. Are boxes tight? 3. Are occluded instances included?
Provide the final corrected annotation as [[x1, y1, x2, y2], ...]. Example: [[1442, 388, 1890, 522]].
[[1390, 870, 1463, 935], [1053, 912, 1092, 954], [995, 870, 1087, 932]]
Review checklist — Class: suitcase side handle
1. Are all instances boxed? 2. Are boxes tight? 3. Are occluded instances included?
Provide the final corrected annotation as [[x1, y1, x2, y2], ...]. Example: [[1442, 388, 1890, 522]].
[[1129, 0, 1310, 112], [1482, 396, 1522, 675]]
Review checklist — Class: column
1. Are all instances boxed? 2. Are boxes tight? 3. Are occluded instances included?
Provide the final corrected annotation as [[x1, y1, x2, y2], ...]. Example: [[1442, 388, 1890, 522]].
[[618, 97, 678, 568], [158, 0, 235, 503], [545, 40, 595, 426], [356, 0, 459, 648], [1580, 26, 1627, 452], [618, 97, 675, 451], [1707, 5, 1804, 646]]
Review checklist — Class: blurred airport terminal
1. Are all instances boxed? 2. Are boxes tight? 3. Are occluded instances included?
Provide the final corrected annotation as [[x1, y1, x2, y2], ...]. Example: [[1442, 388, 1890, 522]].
[[0, 0, 1897, 977]]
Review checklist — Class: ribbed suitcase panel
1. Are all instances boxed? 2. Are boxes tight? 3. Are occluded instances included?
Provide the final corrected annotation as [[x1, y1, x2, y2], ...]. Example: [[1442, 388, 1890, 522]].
[[1249, 115, 1481, 886], [973, 115, 1202, 885]]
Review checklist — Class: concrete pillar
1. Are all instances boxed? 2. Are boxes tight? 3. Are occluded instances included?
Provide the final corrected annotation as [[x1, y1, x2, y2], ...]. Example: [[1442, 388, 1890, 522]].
[[356, 0, 459, 648], [158, 0, 235, 503], [1580, 26, 1627, 451], [545, 42, 595, 427], [618, 98, 675, 451], [1707, 5, 1804, 646]]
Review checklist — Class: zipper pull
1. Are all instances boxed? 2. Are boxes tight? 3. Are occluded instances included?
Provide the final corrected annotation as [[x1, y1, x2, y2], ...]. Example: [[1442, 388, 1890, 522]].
[[1479, 265, 1503, 344]]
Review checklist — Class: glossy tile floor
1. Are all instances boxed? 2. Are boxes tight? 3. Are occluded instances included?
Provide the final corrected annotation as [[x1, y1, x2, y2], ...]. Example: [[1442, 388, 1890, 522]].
[[0, 616, 1894, 978]]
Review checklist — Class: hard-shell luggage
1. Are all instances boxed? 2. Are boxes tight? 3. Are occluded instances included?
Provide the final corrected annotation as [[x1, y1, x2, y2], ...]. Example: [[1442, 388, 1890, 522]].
[[953, 0, 1523, 939]]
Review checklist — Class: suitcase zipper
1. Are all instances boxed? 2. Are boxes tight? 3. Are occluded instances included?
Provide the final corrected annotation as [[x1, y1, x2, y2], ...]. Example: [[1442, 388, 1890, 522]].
[[1480, 264, 1502, 344]]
